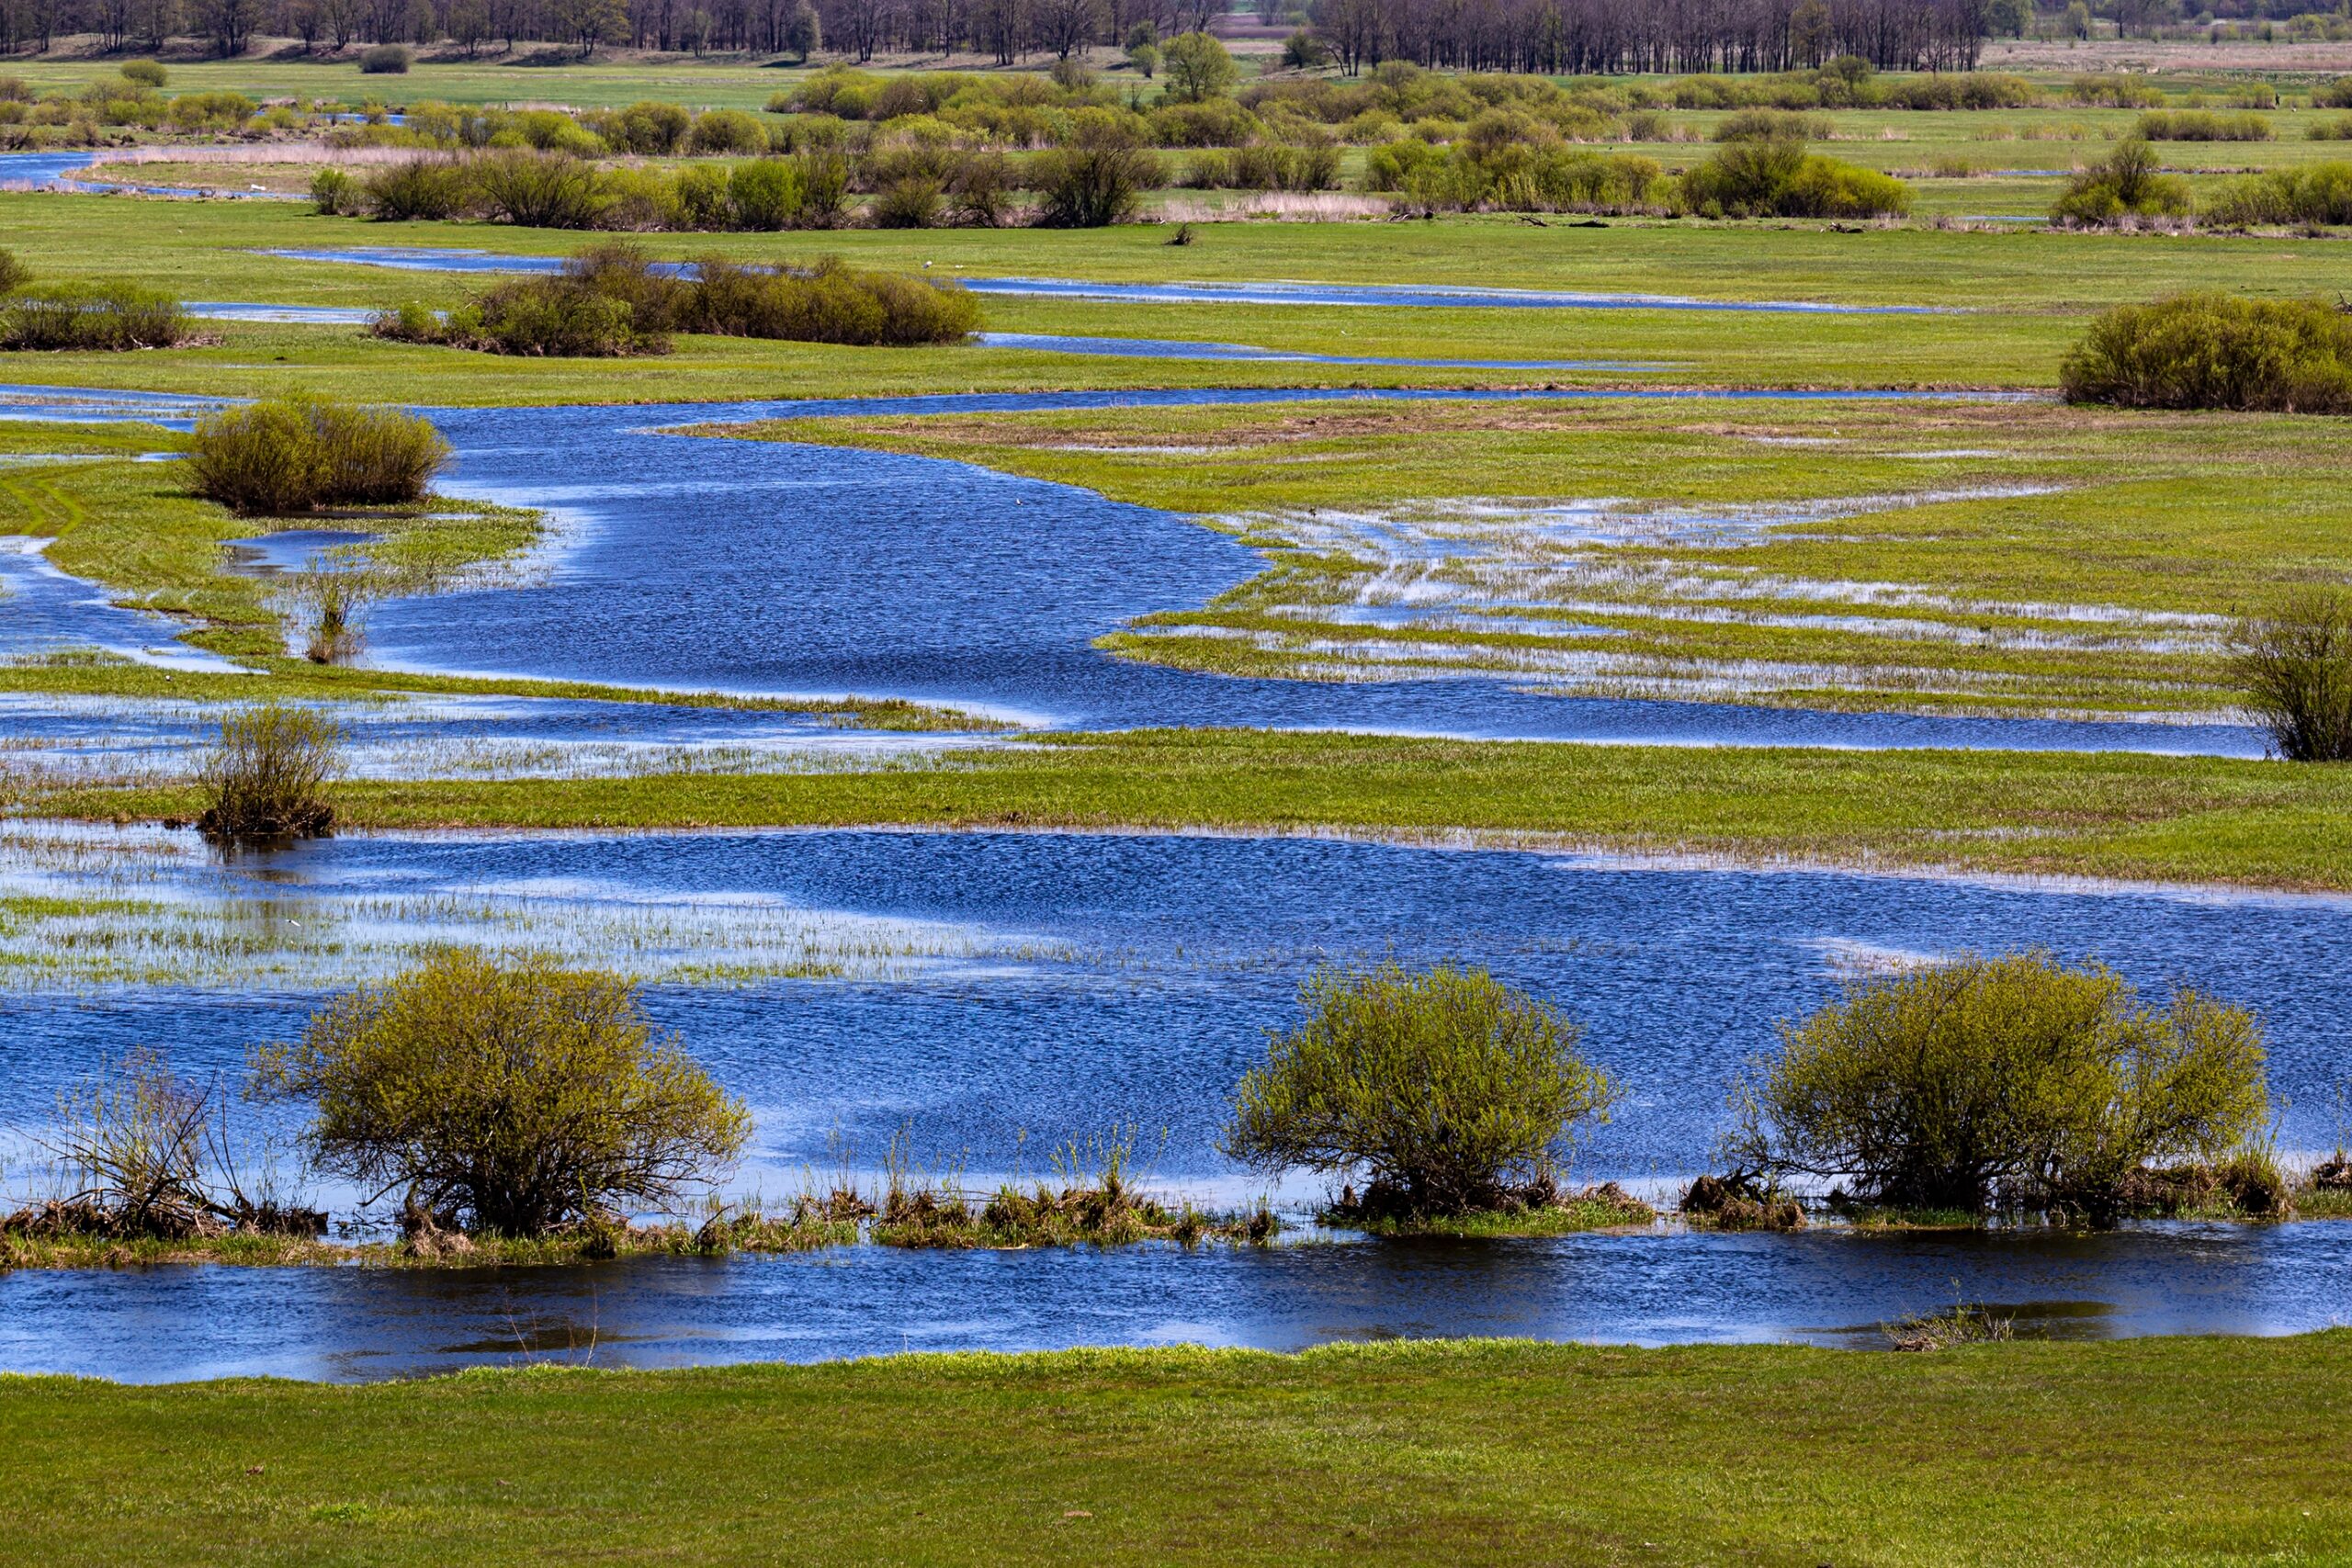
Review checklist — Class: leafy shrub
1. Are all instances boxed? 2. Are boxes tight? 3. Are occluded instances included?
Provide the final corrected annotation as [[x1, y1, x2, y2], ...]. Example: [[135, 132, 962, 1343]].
[[685, 107, 769, 154], [2068, 73, 2165, 108], [472, 148, 605, 228], [0, 283, 187, 350], [1724, 952, 2269, 1216], [2049, 137, 2190, 226], [2315, 76, 2352, 109], [364, 156, 475, 220], [2059, 292, 2352, 412], [260, 949, 752, 1235], [684, 256, 980, 345], [2230, 587, 2352, 761], [1034, 119, 1159, 227], [309, 165, 360, 216], [198, 702, 341, 839], [0, 247, 23, 292], [190, 397, 448, 515], [2202, 164, 2352, 227], [1679, 135, 1910, 218], [119, 59, 167, 88], [872, 175, 943, 227], [1713, 107, 1834, 141], [2134, 109, 2274, 141], [597, 100, 691, 155], [1220, 964, 1618, 1216], [358, 43, 412, 73], [1162, 30, 1239, 103], [2311, 115, 2352, 141]]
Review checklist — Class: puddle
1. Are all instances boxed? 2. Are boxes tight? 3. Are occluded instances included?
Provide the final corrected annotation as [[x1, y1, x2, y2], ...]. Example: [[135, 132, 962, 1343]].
[[0, 150, 303, 199], [976, 332, 1677, 371], [183, 301, 379, 326], [219, 527, 376, 578]]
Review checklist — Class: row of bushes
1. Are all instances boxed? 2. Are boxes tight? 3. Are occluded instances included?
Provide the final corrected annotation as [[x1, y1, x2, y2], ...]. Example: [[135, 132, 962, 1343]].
[[1363, 129, 1906, 218], [2052, 139, 2352, 229], [2061, 291, 2352, 417], [2133, 108, 2276, 142], [20, 940, 2313, 1247], [370, 245, 980, 357]]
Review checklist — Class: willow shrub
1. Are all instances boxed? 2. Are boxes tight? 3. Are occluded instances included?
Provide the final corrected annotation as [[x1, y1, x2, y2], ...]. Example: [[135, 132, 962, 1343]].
[[2133, 108, 2275, 141], [2059, 292, 2352, 412], [2231, 587, 2352, 761], [2202, 163, 2352, 228], [197, 702, 340, 839], [1676, 134, 1910, 218], [1724, 953, 2269, 1216], [2049, 137, 2191, 226], [258, 950, 752, 1235], [1221, 964, 1617, 1216], [0, 246, 25, 292], [189, 398, 448, 514], [0, 282, 187, 350]]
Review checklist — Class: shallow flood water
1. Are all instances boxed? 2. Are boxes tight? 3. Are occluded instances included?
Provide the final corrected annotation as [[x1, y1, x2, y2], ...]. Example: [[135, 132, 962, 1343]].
[[6, 826, 2346, 1174], [3, 1220, 2346, 1382], [6, 825, 2349, 1380]]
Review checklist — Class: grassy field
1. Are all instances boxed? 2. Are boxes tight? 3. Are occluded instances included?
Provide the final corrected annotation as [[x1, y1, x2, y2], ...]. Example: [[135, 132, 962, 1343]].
[[5, 1334, 2348, 1565], [28, 730, 2352, 892], [727, 396, 2346, 718]]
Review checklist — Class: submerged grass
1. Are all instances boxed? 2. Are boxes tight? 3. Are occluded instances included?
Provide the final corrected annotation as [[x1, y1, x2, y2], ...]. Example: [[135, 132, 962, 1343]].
[[5, 1334, 2350, 1564]]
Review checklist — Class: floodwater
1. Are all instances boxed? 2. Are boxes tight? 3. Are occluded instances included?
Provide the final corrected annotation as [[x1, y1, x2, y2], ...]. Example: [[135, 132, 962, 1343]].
[[6, 826, 2346, 1173], [2, 826, 2349, 1380], [3, 1221, 2346, 1382], [0, 382, 2249, 752], [0, 150, 300, 199], [0, 535, 244, 672]]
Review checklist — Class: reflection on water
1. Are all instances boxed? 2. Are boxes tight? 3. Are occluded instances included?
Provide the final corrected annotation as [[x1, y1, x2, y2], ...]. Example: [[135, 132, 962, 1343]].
[[0, 1220, 2343, 1382]]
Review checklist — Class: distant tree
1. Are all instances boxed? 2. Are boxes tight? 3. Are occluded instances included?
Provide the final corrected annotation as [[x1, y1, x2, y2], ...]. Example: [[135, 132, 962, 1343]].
[[782, 0, 819, 56], [1160, 28, 1237, 100], [448, 0, 490, 52], [1984, 0, 2030, 36]]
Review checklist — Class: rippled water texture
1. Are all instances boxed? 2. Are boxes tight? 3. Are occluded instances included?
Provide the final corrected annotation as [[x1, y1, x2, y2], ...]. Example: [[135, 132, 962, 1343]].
[[4, 827, 2349, 1379]]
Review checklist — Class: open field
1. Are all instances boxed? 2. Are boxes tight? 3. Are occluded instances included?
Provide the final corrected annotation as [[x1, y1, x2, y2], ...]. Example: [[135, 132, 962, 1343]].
[[6, 1335, 2351, 1566], [28, 730, 2352, 892]]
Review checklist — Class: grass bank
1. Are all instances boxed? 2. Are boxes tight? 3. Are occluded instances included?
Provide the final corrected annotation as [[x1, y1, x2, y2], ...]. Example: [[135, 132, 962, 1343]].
[[24, 730, 2352, 893], [4, 1334, 2347, 1565]]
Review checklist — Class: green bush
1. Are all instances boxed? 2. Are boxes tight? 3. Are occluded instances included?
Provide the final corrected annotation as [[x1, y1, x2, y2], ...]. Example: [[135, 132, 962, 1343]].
[[118, 59, 167, 88], [309, 165, 360, 216], [2202, 163, 2352, 227], [2059, 292, 2352, 412], [197, 702, 341, 839], [363, 156, 475, 220], [0, 282, 187, 350], [1162, 30, 1239, 103], [0, 247, 23, 293], [2314, 76, 2352, 109], [189, 397, 448, 515], [1713, 107, 1834, 141], [471, 148, 605, 228], [2133, 108, 2274, 141], [683, 255, 979, 345], [2049, 137, 2191, 225], [358, 43, 412, 73], [1034, 118, 1160, 227], [2230, 587, 2352, 761], [1220, 964, 1618, 1216], [684, 107, 769, 154], [260, 949, 752, 1236], [2311, 115, 2352, 141], [1724, 952, 2270, 1216], [1678, 134, 1910, 218]]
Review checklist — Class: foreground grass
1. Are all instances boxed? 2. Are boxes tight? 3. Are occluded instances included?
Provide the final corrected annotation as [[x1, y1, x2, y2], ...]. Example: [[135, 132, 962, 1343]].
[[5, 1334, 2348, 1565], [27, 730, 2352, 892]]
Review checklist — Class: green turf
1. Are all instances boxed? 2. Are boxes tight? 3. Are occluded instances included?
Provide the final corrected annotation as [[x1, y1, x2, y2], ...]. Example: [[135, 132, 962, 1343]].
[[26, 730, 2352, 892], [4, 1334, 2347, 1565]]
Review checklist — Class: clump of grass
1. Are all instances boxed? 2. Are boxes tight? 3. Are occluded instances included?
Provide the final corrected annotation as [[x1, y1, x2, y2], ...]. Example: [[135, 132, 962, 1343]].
[[1887, 1293, 2017, 1351], [358, 43, 412, 73], [189, 397, 448, 516], [2059, 293, 2352, 413], [0, 246, 27, 293], [2133, 108, 2275, 141], [2049, 138, 2191, 226], [1679, 1172, 1805, 1230], [0, 282, 188, 350], [1340, 1177, 1655, 1236], [2230, 587, 2352, 761], [1222, 963, 1618, 1219], [196, 701, 341, 840], [2113, 1146, 2295, 1220]]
